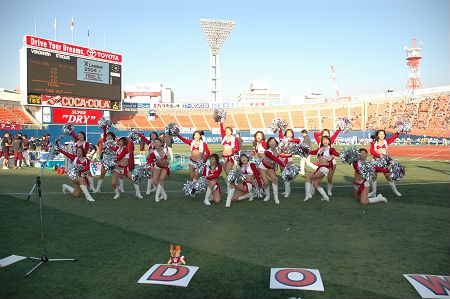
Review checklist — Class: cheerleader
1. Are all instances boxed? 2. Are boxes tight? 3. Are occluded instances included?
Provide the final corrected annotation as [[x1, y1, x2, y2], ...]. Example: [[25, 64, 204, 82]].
[[70, 131, 95, 191], [313, 128, 341, 196], [94, 126, 119, 193], [304, 136, 340, 202], [147, 137, 170, 202], [59, 147, 95, 202], [225, 153, 263, 208], [253, 131, 267, 158], [353, 148, 387, 205], [202, 154, 223, 206], [111, 137, 142, 199], [279, 128, 301, 198], [369, 129, 402, 197], [137, 131, 159, 194], [176, 131, 210, 181], [258, 137, 286, 204], [220, 122, 240, 192]]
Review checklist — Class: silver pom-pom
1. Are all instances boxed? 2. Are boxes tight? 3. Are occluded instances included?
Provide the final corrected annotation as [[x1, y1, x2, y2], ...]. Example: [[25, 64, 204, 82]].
[[269, 117, 288, 133], [359, 161, 376, 181], [194, 176, 207, 193], [164, 122, 180, 136], [98, 117, 111, 129], [396, 119, 412, 133], [288, 142, 311, 158], [227, 168, 247, 185], [68, 163, 83, 180], [101, 140, 118, 170], [337, 117, 352, 132], [127, 129, 140, 142], [101, 154, 116, 170], [278, 138, 290, 153], [339, 147, 361, 165], [192, 160, 205, 174], [131, 164, 153, 183], [251, 157, 262, 167], [183, 180, 197, 197], [281, 164, 300, 182], [389, 161, 405, 181], [213, 109, 227, 123], [54, 134, 65, 149], [62, 124, 74, 136], [374, 154, 392, 169], [251, 182, 265, 199]]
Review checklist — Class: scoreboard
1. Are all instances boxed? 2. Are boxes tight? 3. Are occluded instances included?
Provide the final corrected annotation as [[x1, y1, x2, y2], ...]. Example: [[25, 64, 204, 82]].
[[21, 35, 122, 111]]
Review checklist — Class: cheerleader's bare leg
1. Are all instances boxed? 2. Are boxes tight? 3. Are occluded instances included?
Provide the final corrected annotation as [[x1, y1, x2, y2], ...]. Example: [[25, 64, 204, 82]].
[[94, 168, 107, 193], [327, 164, 336, 196], [158, 170, 168, 201]]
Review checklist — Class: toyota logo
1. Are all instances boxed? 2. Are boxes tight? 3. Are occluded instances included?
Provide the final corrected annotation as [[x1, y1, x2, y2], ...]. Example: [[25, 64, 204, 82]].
[[87, 49, 97, 57]]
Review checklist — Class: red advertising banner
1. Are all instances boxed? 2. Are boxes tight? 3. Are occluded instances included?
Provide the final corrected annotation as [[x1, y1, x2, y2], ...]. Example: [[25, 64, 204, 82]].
[[52, 108, 103, 125], [0, 123, 22, 130], [24, 35, 122, 63], [39, 95, 121, 110]]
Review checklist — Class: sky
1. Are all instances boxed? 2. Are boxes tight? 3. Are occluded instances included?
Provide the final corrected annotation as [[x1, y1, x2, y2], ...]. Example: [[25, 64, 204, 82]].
[[0, 0, 449, 102]]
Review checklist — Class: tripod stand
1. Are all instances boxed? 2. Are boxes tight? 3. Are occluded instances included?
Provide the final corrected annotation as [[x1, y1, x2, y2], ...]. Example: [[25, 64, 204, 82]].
[[25, 145, 77, 277]]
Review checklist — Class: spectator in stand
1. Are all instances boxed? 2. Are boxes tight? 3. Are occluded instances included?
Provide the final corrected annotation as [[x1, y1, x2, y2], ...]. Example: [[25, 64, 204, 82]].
[[2, 132, 12, 170], [12, 135, 23, 169], [299, 129, 318, 176], [28, 136, 37, 166]]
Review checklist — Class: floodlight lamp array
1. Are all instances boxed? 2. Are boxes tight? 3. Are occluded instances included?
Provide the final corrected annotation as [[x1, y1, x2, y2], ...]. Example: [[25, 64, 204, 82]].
[[200, 19, 235, 55]]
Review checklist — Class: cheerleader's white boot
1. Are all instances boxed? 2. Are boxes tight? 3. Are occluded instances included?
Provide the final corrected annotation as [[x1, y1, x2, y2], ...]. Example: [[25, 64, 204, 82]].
[[113, 187, 120, 199], [94, 179, 103, 193], [62, 184, 74, 194], [389, 181, 402, 197], [284, 181, 291, 198], [159, 185, 168, 201], [317, 187, 329, 202], [238, 193, 251, 200], [327, 183, 333, 196], [369, 194, 388, 204], [304, 182, 312, 201], [225, 189, 235, 208], [263, 186, 271, 202], [368, 180, 377, 197], [87, 176, 96, 192], [146, 179, 155, 195], [80, 185, 95, 202], [204, 188, 212, 206], [119, 178, 125, 192], [155, 185, 161, 202], [134, 184, 143, 199], [272, 183, 280, 204]]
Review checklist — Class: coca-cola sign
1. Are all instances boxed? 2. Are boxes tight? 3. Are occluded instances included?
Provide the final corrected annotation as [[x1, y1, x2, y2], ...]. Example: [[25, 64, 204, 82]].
[[40, 95, 121, 110], [24, 35, 122, 63], [52, 108, 103, 125]]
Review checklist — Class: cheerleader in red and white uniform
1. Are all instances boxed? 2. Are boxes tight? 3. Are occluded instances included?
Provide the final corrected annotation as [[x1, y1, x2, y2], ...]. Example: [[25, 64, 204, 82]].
[[137, 131, 159, 194], [313, 127, 341, 196], [112, 137, 142, 199], [279, 128, 301, 198], [202, 154, 223, 206], [225, 153, 263, 208], [353, 148, 387, 205], [147, 137, 170, 202], [71, 131, 95, 191], [258, 137, 286, 204], [176, 131, 210, 181], [220, 122, 240, 192], [59, 147, 95, 202], [94, 126, 118, 193], [369, 129, 402, 197], [304, 136, 340, 202]]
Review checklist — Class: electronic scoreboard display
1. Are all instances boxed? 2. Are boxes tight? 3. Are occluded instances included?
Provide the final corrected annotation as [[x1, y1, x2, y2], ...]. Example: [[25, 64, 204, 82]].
[[22, 35, 122, 110]]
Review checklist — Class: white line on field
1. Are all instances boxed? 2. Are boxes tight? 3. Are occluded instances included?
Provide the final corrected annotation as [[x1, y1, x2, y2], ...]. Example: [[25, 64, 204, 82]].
[[0, 181, 448, 195], [411, 149, 450, 161]]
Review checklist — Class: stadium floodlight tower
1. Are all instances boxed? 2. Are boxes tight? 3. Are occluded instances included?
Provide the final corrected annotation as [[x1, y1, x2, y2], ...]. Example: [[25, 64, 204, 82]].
[[200, 19, 235, 102], [404, 37, 423, 90]]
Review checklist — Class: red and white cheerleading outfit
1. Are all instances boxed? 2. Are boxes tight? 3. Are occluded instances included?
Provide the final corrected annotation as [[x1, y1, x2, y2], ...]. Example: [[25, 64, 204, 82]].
[[279, 129, 301, 164], [168, 256, 185, 265], [137, 133, 156, 152], [259, 148, 286, 171], [220, 122, 240, 163], [370, 132, 399, 173], [240, 162, 263, 193], [353, 160, 370, 196], [147, 148, 170, 176], [309, 146, 340, 176], [313, 129, 340, 166], [254, 141, 267, 156], [59, 148, 91, 183], [114, 146, 131, 176], [178, 135, 210, 164], [71, 132, 90, 154], [202, 164, 223, 193]]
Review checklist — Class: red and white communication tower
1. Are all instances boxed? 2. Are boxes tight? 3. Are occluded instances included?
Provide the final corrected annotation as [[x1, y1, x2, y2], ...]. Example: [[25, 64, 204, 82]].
[[330, 65, 341, 98], [405, 38, 423, 90]]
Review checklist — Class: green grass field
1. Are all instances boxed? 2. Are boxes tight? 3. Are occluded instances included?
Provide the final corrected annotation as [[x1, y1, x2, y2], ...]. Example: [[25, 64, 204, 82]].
[[1, 145, 449, 299]]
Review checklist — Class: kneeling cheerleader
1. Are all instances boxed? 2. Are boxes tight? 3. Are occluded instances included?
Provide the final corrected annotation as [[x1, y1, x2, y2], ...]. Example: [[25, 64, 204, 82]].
[[202, 154, 223, 206], [147, 138, 171, 202], [112, 137, 142, 199], [59, 147, 95, 202], [225, 153, 263, 208]]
